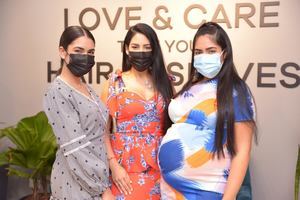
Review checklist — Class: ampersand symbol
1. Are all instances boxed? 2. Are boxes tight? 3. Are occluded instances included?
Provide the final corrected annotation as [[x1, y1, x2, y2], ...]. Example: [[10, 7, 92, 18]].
[[153, 6, 173, 30]]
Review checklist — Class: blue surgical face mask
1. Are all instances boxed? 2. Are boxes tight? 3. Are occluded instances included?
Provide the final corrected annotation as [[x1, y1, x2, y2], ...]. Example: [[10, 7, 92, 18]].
[[193, 52, 223, 79]]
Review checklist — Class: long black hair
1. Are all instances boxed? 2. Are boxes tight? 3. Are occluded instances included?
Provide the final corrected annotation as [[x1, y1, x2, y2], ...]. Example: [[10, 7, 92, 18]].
[[57, 26, 95, 75], [176, 22, 256, 158], [122, 23, 173, 133]]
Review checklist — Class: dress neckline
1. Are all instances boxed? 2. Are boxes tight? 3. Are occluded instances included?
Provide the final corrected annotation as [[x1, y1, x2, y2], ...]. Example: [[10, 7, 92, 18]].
[[116, 71, 158, 102], [57, 76, 98, 104]]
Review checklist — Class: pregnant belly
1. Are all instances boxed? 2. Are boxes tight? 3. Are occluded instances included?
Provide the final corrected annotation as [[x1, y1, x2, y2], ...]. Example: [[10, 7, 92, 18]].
[[158, 123, 214, 175], [158, 138, 185, 174]]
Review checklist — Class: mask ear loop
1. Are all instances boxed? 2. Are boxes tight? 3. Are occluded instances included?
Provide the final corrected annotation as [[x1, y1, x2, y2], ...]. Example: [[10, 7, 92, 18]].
[[63, 49, 72, 66]]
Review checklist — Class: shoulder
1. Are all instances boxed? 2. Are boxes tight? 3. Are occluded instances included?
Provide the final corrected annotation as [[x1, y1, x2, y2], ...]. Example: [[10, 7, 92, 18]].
[[108, 69, 123, 82], [101, 70, 122, 102], [105, 69, 124, 88], [232, 82, 254, 110], [44, 78, 61, 96], [44, 77, 71, 101], [233, 83, 256, 120], [233, 82, 253, 99]]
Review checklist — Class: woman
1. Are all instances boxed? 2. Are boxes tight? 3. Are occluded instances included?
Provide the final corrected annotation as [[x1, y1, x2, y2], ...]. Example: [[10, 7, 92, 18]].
[[158, 22, 257, 200], [101, 23, 173, 200], [44, 26, 114, 200]]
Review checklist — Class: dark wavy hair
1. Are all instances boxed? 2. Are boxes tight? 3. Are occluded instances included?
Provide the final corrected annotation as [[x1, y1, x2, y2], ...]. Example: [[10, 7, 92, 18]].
[[122, 23, 173, 133], [57, 26, 95, 75], [176, 22, 257, 157]]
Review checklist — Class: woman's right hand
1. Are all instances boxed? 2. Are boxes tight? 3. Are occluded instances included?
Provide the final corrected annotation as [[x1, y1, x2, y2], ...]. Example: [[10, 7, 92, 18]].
[[110, 160, 133, 195], [102, 188, 115, 200]]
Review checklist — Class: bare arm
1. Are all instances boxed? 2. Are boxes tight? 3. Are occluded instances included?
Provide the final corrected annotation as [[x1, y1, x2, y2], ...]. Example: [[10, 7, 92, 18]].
[[100, 80, 117, 166], [222, 121, 254, 200], [101, 79, 133, 195]]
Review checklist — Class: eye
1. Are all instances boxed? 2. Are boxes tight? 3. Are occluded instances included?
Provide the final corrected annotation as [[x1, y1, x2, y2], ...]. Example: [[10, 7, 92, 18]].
[[208, 50, 217, 54], [88, 50, 95, 55], [194, 50, 202, 55], [144, 44, 152, 51], [74, 49, 81, 53], [130, 44, 139, 50], [73, 48, 84, 54]]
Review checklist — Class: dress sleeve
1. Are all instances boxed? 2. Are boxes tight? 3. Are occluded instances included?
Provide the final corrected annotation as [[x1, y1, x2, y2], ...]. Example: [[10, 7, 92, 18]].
[[233, 88, 256, 122], [43, 87, 109, 195]]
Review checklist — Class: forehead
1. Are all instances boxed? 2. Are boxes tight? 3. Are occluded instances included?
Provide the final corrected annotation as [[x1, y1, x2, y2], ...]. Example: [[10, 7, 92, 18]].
[[195, 34, 220, 49], [68, 36, 95, 49], [129, 32, 150, 45]]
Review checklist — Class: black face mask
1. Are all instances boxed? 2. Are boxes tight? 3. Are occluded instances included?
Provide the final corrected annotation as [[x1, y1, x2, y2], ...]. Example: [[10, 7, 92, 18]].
[[66, 53, 95, 77], [128, 51, 153, 72]]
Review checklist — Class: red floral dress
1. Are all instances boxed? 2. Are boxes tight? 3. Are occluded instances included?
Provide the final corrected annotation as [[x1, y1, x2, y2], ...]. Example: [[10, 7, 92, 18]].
[[106, 71, 165, 200]]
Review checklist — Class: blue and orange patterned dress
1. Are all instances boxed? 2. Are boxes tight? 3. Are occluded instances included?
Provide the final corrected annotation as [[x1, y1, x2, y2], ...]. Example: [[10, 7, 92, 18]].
[[106, 71, 165, 200], [158, 78, 254, 200]]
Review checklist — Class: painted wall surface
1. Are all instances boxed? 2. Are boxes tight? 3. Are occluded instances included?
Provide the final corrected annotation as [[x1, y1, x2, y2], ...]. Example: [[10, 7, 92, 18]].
[[0, 0, 299, 199]]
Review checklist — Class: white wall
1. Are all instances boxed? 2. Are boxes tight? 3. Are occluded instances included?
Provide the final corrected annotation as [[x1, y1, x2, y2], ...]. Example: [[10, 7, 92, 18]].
[[0, 0, 299, 199]]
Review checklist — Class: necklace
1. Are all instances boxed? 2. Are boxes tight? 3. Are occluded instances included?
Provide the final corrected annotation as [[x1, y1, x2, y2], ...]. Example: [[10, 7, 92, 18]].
[[144, 79, 153, 89], [128, 71, 153, 89]]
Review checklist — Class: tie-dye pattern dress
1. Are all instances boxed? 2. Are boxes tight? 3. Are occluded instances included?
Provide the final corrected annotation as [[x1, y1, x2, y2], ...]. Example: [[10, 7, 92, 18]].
[[158, 78, 254, 200], [106, 71, 165, 200]]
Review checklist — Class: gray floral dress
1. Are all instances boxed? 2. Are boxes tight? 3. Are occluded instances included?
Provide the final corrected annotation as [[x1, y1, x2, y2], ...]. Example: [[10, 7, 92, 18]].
[[43, 76, 109, 200]]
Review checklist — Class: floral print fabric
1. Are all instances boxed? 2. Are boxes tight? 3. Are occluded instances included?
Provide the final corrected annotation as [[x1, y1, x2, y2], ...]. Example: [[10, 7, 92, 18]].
[[106, 71, 165, 200]]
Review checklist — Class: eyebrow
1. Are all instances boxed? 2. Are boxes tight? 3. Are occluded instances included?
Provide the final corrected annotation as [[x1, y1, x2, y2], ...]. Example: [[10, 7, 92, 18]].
[[130, 43, 151, 46], [205, 47, 217, 50], [195, 47, 217, 50], [73, 46, 84, 50], [74, 46, 95, 51]]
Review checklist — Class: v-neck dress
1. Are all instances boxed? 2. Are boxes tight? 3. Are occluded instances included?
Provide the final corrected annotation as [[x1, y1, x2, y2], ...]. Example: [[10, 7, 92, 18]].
[[43, 76, 109, 200], [106, 71, 165, 200]]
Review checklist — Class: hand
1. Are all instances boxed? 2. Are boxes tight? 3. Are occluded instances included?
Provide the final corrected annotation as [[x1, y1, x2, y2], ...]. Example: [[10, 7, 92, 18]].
[[102, 188, 115, 200], [111, 162, 133, 195]]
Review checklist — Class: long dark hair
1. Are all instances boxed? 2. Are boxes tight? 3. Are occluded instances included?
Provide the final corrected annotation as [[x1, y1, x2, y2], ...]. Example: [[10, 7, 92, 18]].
[[57, 26, 95, 75], [177, 22, 256, 158], [122, 23, 173, 133]]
